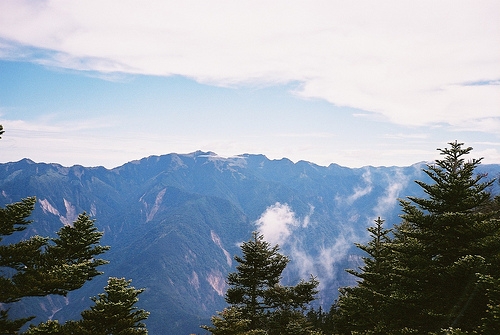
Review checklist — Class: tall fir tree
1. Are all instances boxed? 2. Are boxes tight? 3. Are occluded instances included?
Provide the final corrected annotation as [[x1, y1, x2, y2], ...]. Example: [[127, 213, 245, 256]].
[[25, 277, 149, 335], [0, 198, 109, 333], [389, 141, 500, 332], [0, 125, 111, 333], [76, 277, 149, 335], [204, 231, 319, 335], [333, 217, 394, 334], [201, 306, 266, 335]]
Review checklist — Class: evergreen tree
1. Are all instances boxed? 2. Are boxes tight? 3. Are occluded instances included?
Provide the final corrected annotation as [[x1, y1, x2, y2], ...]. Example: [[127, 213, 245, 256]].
[[476, 195, 500, 332], [25, 277, 149, 335], [0, 198, 109, 333], [23, 320, 64, 335], [389, 141, 500, 332], [475, 273, 500, 334], [225, 231, 289, 329], [204, 231, 319, 334], [305, 306, 334, 335], [333, 217, 394, 334], [75, 277, 149, 335], [201, 306, 266, 335]]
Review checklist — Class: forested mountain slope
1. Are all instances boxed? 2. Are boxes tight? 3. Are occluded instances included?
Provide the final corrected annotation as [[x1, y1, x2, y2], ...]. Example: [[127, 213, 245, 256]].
[[1, 152, 499, 334]]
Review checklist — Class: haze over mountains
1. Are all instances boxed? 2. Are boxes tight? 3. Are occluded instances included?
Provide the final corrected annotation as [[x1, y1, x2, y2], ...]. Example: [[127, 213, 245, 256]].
[[1, 151, 499, 334]]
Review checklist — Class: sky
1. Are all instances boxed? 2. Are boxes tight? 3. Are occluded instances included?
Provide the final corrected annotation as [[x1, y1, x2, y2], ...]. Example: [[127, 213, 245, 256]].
[[0, 0, 499, 169]]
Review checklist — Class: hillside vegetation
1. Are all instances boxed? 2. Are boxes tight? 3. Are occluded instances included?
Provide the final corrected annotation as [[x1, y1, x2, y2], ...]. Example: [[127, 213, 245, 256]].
[[1, 137, 499, 334]]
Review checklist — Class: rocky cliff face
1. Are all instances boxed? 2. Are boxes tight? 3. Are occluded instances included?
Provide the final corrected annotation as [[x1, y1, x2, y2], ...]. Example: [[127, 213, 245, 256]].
[[1, 152, 499, 334]]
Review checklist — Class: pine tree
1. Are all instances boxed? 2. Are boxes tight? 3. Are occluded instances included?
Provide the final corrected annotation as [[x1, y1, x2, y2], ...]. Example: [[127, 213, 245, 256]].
[[305, 306, 335, 335], [205, 231, 319, 334], [201, 306, 266, 335], [73, 277, 149, 335], [0, 198, 109, 333], [475, 195, 500, 332], [389, 141, 500, 332], [23, 320, 64, 334], [25, 277, 149, 335], [333, 217, 394, 334], [226, 231, 289, 330], [475, 273, 500, 334]]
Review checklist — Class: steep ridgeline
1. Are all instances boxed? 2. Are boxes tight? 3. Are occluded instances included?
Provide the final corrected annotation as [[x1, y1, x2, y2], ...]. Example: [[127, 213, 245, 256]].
[[1, 152, 499, 334]]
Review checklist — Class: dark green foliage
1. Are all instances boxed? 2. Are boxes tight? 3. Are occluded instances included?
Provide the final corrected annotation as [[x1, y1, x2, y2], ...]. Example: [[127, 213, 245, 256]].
[[25, 277, 149, 335], [225, 231, 290, 329], [0, 197, 109, 333], [476, 274, 500, 334], [266, 308, 316, 335], [306, 307, 334, 335], [0, 196, 35, 240], [77, 277, 149, 335], [204, 232, 319, 334], [201, 306, 263, 335], [390, 141, 500, 332], [332, 141, 500, 334], [333, 217, 394, 334], [47, 213, 110, 288], [0, 310, 32, 335], [23, 320, 64, 335]]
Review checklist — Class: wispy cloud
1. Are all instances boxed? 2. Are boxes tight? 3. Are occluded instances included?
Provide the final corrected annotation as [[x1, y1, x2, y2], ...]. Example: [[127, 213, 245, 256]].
[[373, 168, 409, 217], [302, 204, 315, 228], [287, 224, 357, 291], [452, 117, 500, 133], [255, 202, 299, 246], [462, 80, 500, 86], [475, 148, 500, 164], [336, 168, 373, 205], [348, 169, 373, 204], [382, 133, 430, 140], [276, 132, 337, 139], [0, 117, 108, 139], [255, 202, 358, 291], [474, 142, 500, 147], [0, 1, 498, 130], [0, 116, 192, 167]]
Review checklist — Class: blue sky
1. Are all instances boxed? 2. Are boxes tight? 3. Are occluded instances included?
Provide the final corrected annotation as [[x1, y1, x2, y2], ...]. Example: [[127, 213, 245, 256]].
[[0, 1, 499, 168]]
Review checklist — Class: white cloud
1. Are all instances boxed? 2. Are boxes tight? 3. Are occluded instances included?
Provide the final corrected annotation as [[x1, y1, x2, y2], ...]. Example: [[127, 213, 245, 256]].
[[0, 0, 498, 130], [317, 234, 353, 281], [0, 116, 189, 167], [288, 230, 355, 290], [373, 168, 409, 216], [382, 133, 430, 140], [255, 203, 312, 279], [453, 117, 500, 133], [346, 169, 373, 204], [276, 132, 337, 139], [254, 204, 328, 290], [255, 202, 299, 246], [335, 168, 373, 206], [255, 202, 356, 290], [302, 204, 315, 228], [289, 247, 316, 281], [475, 148, 500, 163]]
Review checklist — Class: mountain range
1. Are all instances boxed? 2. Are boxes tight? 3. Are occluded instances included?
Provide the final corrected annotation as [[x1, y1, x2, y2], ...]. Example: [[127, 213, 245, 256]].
[[1, 151, 499, 334]]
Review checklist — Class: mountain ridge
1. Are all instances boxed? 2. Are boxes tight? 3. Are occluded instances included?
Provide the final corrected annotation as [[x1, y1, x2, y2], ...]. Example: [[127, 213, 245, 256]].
[[1, 151, 499, 334]]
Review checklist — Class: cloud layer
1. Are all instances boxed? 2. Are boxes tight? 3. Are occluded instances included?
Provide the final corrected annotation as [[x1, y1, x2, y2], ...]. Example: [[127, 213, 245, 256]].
[[0, 0, 499, 130]]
